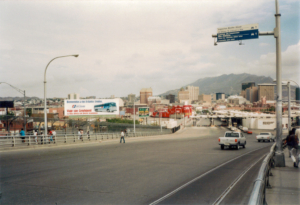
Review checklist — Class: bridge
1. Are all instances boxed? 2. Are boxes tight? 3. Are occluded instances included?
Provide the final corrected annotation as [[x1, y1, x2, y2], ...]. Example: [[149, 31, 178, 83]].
[[1, 127, 289, 204]]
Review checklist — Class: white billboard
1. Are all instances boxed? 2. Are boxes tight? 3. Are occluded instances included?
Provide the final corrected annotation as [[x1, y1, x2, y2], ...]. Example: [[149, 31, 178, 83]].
[[64, 99, 119, 116]]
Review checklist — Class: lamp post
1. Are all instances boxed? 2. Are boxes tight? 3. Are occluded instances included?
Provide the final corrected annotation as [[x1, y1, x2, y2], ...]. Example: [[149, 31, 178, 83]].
[[0, 82, 26, 135], [44, 55, 79, 136]]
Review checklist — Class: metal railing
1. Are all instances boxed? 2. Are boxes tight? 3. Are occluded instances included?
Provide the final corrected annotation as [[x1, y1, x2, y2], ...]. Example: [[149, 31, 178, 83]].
[[248, 137, 286, 205], [0, 131, 171, 149]]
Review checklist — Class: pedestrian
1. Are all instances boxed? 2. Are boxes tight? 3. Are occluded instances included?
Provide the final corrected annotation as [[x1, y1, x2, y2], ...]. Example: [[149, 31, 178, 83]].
[[289, 128, 299, 168], [34, 129, 38, 144], [80, 129, 83, 140], [87, 131, 90, 140], [20, 128, 25, 143], [49, 130, 53, 143], [52, 130, 56, 143], [286, 130, 293, 157], [78, 129, 81, 140], [120, 130, 125, 143]]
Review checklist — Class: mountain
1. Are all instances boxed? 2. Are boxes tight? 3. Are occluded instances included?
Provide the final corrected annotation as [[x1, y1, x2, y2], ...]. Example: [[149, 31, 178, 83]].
[[160, 73, 274, 96]]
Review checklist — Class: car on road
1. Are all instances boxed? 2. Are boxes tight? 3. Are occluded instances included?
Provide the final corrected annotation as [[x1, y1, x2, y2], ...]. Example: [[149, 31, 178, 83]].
[[218, 131, 247, 150], [256, 132, 275, 142]]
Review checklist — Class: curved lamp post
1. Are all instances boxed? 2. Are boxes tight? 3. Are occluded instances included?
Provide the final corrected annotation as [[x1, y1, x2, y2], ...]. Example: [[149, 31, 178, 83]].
[[44, 55, 79, 136], [0, 82, 26, 135]]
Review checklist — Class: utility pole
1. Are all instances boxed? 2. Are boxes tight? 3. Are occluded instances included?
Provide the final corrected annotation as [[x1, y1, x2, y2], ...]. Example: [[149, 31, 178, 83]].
[[287, 81, 291, 131]]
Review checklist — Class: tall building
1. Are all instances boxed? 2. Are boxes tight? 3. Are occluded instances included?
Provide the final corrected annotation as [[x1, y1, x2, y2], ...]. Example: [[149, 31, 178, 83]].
[[128, 94, 136, 104], [186, 86, 199, 101], [216, 92, 225, 100], [296, 87, 300, 101], [67, 93, 80, 99], [166, 94, 175, 103], [242, 82, 255, 91], [198, 94, 211, 103], [178, 88, 189, 103], [245, 86, 258, 103], [258, 84, 275, 100], [140, 88, 153, 104]]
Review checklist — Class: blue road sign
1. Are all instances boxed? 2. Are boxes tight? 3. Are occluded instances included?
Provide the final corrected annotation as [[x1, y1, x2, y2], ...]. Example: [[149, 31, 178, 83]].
[[217, 29, 259, 42]]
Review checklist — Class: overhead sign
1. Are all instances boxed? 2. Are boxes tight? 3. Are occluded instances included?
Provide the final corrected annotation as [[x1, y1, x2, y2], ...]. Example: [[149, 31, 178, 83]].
[[64, 99, 119, 116], [138, 107, 149, 118], [217, 23, 259, 42]]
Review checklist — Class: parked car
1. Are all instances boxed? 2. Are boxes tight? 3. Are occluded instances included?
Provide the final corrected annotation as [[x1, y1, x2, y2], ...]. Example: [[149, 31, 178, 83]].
[[247, 131, 253, 134], [218, 131, 247, 150], [256, 132, 275, 142]]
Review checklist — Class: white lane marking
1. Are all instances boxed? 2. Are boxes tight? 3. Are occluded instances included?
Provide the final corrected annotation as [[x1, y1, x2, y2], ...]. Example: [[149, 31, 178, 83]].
[[212, 154, 267, 205], [149, 145, 271, 205]]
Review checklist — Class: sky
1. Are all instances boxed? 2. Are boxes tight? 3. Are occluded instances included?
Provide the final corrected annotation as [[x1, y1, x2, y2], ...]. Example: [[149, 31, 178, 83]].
[[0, 0, 299, 99]]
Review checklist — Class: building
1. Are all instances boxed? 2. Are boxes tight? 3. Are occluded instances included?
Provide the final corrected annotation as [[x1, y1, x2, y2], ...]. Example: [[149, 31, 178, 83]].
[[227, 95, 248, 105], [166, 94, 175, 103], [198, 94, 211, 103], [186, 86, 199, 101], [140, 88, 153, 104], [86, 96, 96, 99], [128, 94, 136, 104], [258, 84, 275, 100], [67, 93, 80, 99], [148, 96, 161, 106], [242, 82, 255, 91], [216, 93, 225, 100], [245, 86, 258, 103], [296, 87, 300, 101], [178, 88, 190, 103]]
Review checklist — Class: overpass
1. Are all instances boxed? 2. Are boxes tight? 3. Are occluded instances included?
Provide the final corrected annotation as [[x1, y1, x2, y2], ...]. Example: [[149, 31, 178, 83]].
[[0, 127, 277, 204]]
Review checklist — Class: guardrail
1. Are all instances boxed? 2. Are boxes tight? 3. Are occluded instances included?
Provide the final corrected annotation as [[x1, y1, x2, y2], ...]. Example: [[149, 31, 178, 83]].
[[248, 137, 286, 205], [0, 131, 171, 149]]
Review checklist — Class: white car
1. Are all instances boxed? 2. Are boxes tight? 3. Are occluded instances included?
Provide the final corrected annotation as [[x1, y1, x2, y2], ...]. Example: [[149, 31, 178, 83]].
[[219, 131, 247, 150], [256, 132, 275, 142]]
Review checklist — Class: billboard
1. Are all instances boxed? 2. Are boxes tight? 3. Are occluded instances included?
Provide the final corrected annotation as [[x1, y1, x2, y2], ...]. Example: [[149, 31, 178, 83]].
[[0, 101, 14, 108], [64, 99, 119, 116], [138, 107, 149, 117]]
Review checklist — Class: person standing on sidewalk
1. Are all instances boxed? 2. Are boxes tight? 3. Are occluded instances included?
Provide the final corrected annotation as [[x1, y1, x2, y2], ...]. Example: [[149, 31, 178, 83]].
[[20, 128, 25, 143], [120, 130, 125, 143]]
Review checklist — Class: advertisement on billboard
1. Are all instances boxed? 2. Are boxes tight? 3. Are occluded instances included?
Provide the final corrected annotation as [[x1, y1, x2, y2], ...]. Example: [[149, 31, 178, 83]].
[[138, 107, 149, 117], [64, 99, 119, 116]]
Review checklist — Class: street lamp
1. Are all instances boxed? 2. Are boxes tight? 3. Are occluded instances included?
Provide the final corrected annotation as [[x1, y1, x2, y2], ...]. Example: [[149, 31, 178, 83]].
[[44, 54, 79, 136], [274, 79, 300, 131], [0, 82, 26, 135]]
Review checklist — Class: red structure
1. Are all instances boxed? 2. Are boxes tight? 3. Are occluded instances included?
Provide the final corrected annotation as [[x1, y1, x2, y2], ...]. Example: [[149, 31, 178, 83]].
[[151, 105, 193, 118]]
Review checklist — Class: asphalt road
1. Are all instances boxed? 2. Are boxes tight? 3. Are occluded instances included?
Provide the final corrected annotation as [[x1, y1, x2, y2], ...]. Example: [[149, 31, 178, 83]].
[[0, 127, 274, 205]]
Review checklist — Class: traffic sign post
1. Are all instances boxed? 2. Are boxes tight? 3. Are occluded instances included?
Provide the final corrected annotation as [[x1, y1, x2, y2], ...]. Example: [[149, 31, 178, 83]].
[[217, 24, 259, 42], [212, 0, 285, 167]]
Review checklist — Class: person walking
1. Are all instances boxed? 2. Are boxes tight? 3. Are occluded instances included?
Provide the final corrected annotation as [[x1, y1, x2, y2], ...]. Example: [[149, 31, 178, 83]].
[[286, 130, 293, 157], [78, 129, 81, 140], [120, 130, 125, 143], [34, 129, 38, 144], [289, 128, 299, 168], [52, 130, 56, 143], [20, 128, 25, 143]]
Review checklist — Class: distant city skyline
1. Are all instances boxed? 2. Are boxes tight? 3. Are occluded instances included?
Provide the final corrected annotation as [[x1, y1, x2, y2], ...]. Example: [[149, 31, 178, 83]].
[[1, 0, 299, 98]]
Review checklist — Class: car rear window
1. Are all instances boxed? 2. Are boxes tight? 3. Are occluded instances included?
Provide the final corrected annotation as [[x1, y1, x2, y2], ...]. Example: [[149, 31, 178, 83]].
[[260, 133, 270, 135], [225, 133, 239, 137]]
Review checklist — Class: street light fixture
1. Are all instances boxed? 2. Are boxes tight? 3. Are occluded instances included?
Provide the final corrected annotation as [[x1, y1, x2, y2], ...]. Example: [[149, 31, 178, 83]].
[[0, 82, 26, 135], [44, 54, 79, 136]]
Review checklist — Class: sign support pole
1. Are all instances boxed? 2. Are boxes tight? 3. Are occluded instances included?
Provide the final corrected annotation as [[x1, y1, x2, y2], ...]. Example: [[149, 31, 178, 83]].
[[274, 0, 285, 167]]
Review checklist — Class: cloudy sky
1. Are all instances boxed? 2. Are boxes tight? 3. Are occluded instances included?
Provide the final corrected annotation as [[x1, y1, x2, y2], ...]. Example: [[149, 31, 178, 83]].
[[0, 0, 299, 98]]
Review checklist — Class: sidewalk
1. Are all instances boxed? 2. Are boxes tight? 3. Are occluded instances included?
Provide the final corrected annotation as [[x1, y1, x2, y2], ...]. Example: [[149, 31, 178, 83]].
[[266, 148, 300, 205]]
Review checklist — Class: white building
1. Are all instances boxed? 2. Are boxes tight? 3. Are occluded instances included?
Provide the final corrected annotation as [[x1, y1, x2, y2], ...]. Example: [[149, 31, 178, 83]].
[[67, 93, 80, 99], [186, 86, 199, 101]]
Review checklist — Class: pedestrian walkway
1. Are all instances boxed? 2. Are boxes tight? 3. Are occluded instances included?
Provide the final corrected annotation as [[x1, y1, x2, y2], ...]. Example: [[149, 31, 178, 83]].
[[266, 148, 300, 205]]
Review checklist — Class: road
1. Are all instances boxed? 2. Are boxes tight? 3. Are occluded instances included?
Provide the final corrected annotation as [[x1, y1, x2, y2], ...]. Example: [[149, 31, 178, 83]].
[[0, 127, 274, 205]]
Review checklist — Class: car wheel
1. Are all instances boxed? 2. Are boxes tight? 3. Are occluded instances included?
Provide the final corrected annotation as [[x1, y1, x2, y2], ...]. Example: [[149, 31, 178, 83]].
[[242, 143, 245, 148], [258, 140, 260, 142], [221, 145, 224, 150], [236, 144, 239, 150]]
